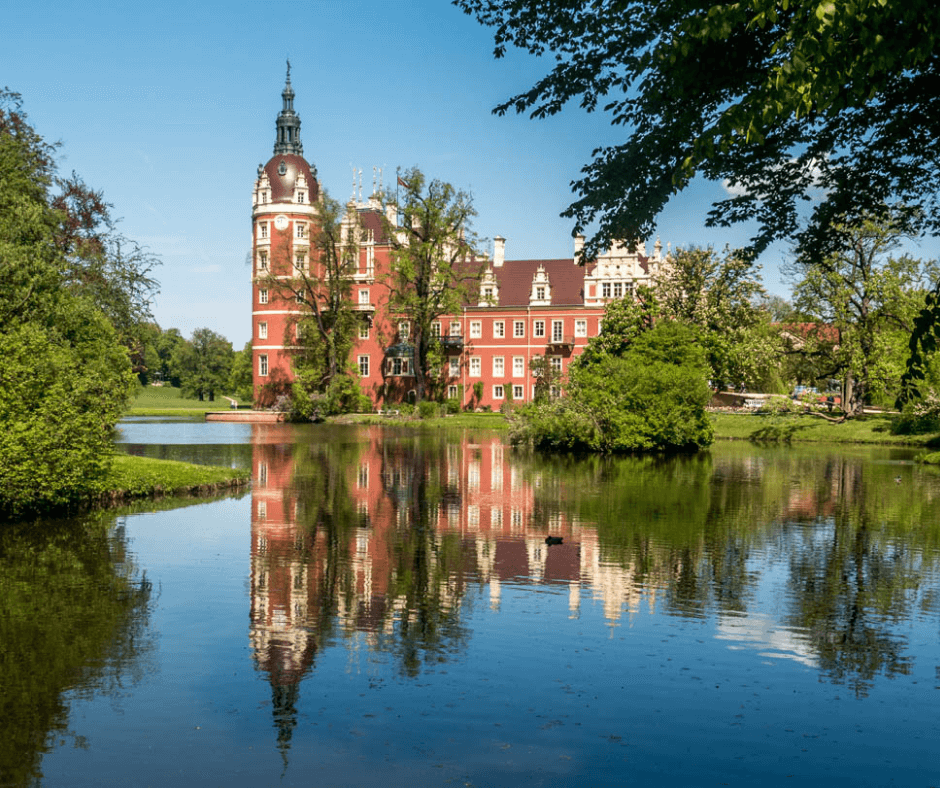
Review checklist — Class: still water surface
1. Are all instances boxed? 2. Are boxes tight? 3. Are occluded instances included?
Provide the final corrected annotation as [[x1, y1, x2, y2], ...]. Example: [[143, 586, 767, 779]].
[[3, 421, 940, 787]]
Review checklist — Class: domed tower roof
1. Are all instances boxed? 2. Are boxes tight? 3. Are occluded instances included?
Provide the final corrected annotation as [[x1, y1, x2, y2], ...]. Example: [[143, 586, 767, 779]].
[[261, 154, 319, 202], [261, 61, 319, 202]]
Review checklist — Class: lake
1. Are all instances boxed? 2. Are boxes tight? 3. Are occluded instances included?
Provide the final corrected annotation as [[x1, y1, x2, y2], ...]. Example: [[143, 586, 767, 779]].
[[2, 421, 940, 787]]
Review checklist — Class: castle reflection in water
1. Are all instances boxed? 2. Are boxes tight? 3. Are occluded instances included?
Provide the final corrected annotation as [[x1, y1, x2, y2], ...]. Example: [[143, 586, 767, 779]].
[[247, 425, 659, 689]]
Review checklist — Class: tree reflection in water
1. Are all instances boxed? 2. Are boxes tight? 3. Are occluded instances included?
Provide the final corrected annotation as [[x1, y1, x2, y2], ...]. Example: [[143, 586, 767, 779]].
[[0, 516, 153, 785], [247, 426, 940, 756]]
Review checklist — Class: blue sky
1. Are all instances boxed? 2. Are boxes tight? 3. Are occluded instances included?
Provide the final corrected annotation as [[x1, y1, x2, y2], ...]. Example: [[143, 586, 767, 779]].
[[7, 0, 931, 346]]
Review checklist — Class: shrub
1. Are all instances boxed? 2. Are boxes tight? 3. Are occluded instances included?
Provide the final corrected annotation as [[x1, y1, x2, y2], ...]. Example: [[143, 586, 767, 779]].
[[418, 400, 439, 419], [510, 322, 713, 453], [892, 397, 940, 435], [444, 397, 460, 415]]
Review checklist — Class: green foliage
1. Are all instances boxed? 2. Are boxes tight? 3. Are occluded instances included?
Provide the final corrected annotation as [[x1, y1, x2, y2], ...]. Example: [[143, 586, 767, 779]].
[[892, 397, 940, 436], [418, 400, 440, 419], [381, 167, 484, 402], [228, 341, 254, 403], [576, 285, 659, 369], [289, 374, 371, 422], [655, 247, 775, 390], [0, 90, 145, 516], [266, 192, 360, 399], [172, 327, 233, 401], [472, 380, 484, 404], [511, 322, 714, 452], [457, 0, 940, 264], [789, 215, 936, 414], [444, 397, 461, 415]]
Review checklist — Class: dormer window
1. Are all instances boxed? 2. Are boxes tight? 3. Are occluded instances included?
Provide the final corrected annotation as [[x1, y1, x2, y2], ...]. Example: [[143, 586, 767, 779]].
[[260, 191, 267, 203], [278, 160, 287, 176], [297, 191, 305, 203], [536, 286, 546, 300]]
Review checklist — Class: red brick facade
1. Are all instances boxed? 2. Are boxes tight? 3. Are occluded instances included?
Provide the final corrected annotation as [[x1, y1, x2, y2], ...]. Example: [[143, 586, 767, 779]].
[[251, 75, 665, 410]]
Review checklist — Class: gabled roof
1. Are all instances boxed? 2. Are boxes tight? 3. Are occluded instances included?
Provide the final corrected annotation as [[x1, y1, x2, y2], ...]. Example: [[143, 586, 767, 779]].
[[494, 259, 589, 307]]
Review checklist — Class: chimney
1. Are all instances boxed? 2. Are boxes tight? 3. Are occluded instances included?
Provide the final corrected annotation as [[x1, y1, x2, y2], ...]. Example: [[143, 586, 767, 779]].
[[493, 236, 505, 268], [573, 234, 585, 263]]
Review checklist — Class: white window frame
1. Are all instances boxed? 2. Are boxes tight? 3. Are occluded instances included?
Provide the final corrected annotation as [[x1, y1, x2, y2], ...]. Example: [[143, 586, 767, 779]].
[[431, 321, 441, 337], [470, 357, 481, 377], [258, 251, 268, 271], [493, 356, 505, 377], [493, 384, 504, 400], [259, 354, 269, 377], [294, 253, 305, 274], [259, 222, 268, 239], [494, 320, 505, 338], [513, 320, 525, 338], [359, 323, 370, 340], [575, 319, 587, 337], [513, 384, 524, 401], [358, 355, 370, 377], [296, 222, 306, 239], [602, 282, 612, 298], [259, 289, 268, 304], [552, 320, 564, 342], [258, 322, 268, 340], [359, 289, 370, 305], [398, 321, 410, 340], [449, 357, 460, 377], [470, 320, 482, 338], [513, 356, 525, 377], [450, 321, 462, 337], [534, 320, 545, 338], [550, 356, 562, 374], [448, 385, 459, 398]]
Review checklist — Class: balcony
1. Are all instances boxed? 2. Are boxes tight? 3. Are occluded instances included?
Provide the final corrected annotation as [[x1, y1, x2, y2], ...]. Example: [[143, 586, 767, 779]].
[[438, 335, 464, 351], [547, 335, 575, 351]]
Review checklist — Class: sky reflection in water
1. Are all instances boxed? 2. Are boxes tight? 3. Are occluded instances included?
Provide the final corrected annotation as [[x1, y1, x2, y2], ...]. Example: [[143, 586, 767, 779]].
[[12, 423, 940, 787]]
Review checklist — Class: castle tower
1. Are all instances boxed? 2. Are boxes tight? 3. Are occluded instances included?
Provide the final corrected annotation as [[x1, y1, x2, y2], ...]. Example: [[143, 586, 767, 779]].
[[252, 62, 320, 404]]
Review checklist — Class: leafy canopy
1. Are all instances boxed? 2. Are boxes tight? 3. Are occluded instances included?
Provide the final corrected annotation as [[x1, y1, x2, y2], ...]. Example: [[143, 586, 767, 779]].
[[455, 0, 940, 261]]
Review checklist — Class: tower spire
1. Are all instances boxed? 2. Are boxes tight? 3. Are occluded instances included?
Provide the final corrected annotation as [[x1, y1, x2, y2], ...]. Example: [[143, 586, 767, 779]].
[[274, 60, 303, 155]]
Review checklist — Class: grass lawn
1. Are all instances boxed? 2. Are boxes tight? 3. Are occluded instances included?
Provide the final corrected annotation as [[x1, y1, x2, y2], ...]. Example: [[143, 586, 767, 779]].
[[99, 454, 249, 502], [128, 385, 242, 417], [710, 411, 940, 447], [332, 412, 510, 430]]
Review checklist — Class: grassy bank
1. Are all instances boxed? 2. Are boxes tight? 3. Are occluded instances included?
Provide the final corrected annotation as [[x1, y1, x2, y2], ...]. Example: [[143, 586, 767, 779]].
[[710, 412, 940, 446], [96, 454, 249, 505], [128, 386, 241, 417]]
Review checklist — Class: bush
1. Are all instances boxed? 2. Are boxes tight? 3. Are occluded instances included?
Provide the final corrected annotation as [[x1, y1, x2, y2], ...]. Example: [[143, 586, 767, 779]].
[[892, 398, 940, 435], [757, 395, 801, 415], [418, 400, 440, 419], [510, 322, 713, 453], [288, 375, 371, 422], [444, 397, 461, 415]]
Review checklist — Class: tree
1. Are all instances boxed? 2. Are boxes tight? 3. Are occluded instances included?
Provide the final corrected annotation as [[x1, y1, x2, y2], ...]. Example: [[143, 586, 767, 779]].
[[654, 246, 775, 390], [172, 328, 233, 401], [380, 167, 485, 403], [789, 216, 936, 414], [511, 321, 714, 452], [0, 89, 137, 516], [260, 192, 361, 400], [229, 341, 254, 404], [575, 284, 659, 370], [456, 0, 940, 263]]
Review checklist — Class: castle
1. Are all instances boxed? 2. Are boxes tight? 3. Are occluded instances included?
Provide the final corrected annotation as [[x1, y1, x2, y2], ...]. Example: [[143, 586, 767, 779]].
[[251, 68, 666, 409]]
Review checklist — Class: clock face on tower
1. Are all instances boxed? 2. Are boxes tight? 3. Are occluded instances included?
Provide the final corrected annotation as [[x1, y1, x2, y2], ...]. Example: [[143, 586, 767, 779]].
[[274, 215, 289, 231]]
